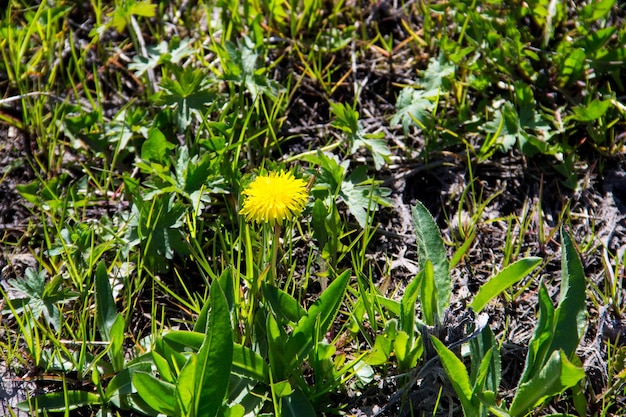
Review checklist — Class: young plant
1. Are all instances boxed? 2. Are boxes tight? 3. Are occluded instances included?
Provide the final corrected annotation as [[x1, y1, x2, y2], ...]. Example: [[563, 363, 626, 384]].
[[433, 228, 587, 417]]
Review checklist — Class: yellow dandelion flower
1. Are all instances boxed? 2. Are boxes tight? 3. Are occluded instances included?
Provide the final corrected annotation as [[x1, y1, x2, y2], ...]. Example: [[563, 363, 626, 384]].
[[240, 171, 309, 226]]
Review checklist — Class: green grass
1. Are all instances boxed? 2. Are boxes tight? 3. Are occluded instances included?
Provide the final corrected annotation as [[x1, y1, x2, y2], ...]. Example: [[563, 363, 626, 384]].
[[1, 0, 625, 415]]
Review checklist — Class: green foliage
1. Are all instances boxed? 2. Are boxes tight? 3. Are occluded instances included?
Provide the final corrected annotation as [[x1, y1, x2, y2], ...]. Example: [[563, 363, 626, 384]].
[[4, 267, 77, 332], [305, 152, 391, 228], [470, 257, 542, 313], [412, 201, 450, 325], [330, 101, 391, 170], [434, 229, 588, 417]]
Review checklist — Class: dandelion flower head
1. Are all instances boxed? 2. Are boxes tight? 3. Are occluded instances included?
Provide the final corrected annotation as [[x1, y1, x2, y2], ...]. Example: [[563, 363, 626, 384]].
[[240, 170, 309, 226]]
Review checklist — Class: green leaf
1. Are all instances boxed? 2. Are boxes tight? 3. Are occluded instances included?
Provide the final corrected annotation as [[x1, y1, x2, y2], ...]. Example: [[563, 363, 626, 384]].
[[151, 350, 175, 384], [391, 87, 434, 134], [519, 284, 555, 383], [18, 390, 101, 412], [557, 48, 586, 88], [177, 280, 233, 417], [262, 283, 307, 323], [470, 326, 501, 394], [232, 343, 270, 383], [266, 312, 288, 381], [412, 202, 450, 324], [133, 372, 177, 415], [128, 193, 188, 273], [286, 270, 350, 365], [509, 350, 585, 417], [431, 336, 478, 417], [570, 99, 612, 122], [95, 262, 117, 342], [551, 230, 587, 358], [367, 334, 393, 365], [582, 0, 616, 21], [419, 260, 437, 326], [271, 380, 294, 398], [142, 128, 175, 165], [340, 165, 391, 228], [400, 268, 421, 335], [281, 389, 317, 417], [417, 54, 455, 94], [311, 198, 329, 249], [470, 257, 542, 313], [128, 0, 157, 17]]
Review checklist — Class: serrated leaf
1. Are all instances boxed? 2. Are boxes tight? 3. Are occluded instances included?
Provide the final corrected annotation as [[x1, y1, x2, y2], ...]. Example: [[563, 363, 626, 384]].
[[391, 87, 434, 134], [418, 54, 455, 93], [340, 166, 391, 228]]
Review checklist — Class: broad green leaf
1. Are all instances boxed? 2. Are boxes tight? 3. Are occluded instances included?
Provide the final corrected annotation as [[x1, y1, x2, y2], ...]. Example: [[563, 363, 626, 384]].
[[412, 202, 450, 323], [109, 314, 126, 372], [105, 363, 154, 410], [267, 312, 288, 381], [286, 270, 350, 365], [419, 261, 437, 325], [161, 329, 268, 382], [142, 128, 175, 165], [311, 198, 329, 249], [17, 390, 100, 412], [551, 230, 587, 358], [470, 257, 542, 313], [367, 334, 393, 365], [232, 343, 270, 383], [518, 284, 555, 383], [582, 0, 616, 21], [225, 404, 246, 417], [557, 48, 586, 88], [164, 330, 204, 351], [128, 0, 157, 17], [400, 268, 422, 334], [95, 262, 117, 342], [431, 336, 478, 417], [281, 389, 317, 417], [178, 280, 233, 417], [470, 326, 501, 394], [570, 99, 612, 122], [271, 380, 294, 398], [393, 330, 410, 367], [340, 166, 391, 228], [133, 372, 177, 416], [509, 350, 585, 417], [151, 350, 175, 384], [194, 269, 236, 334], [262, 283, 307, 323]]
